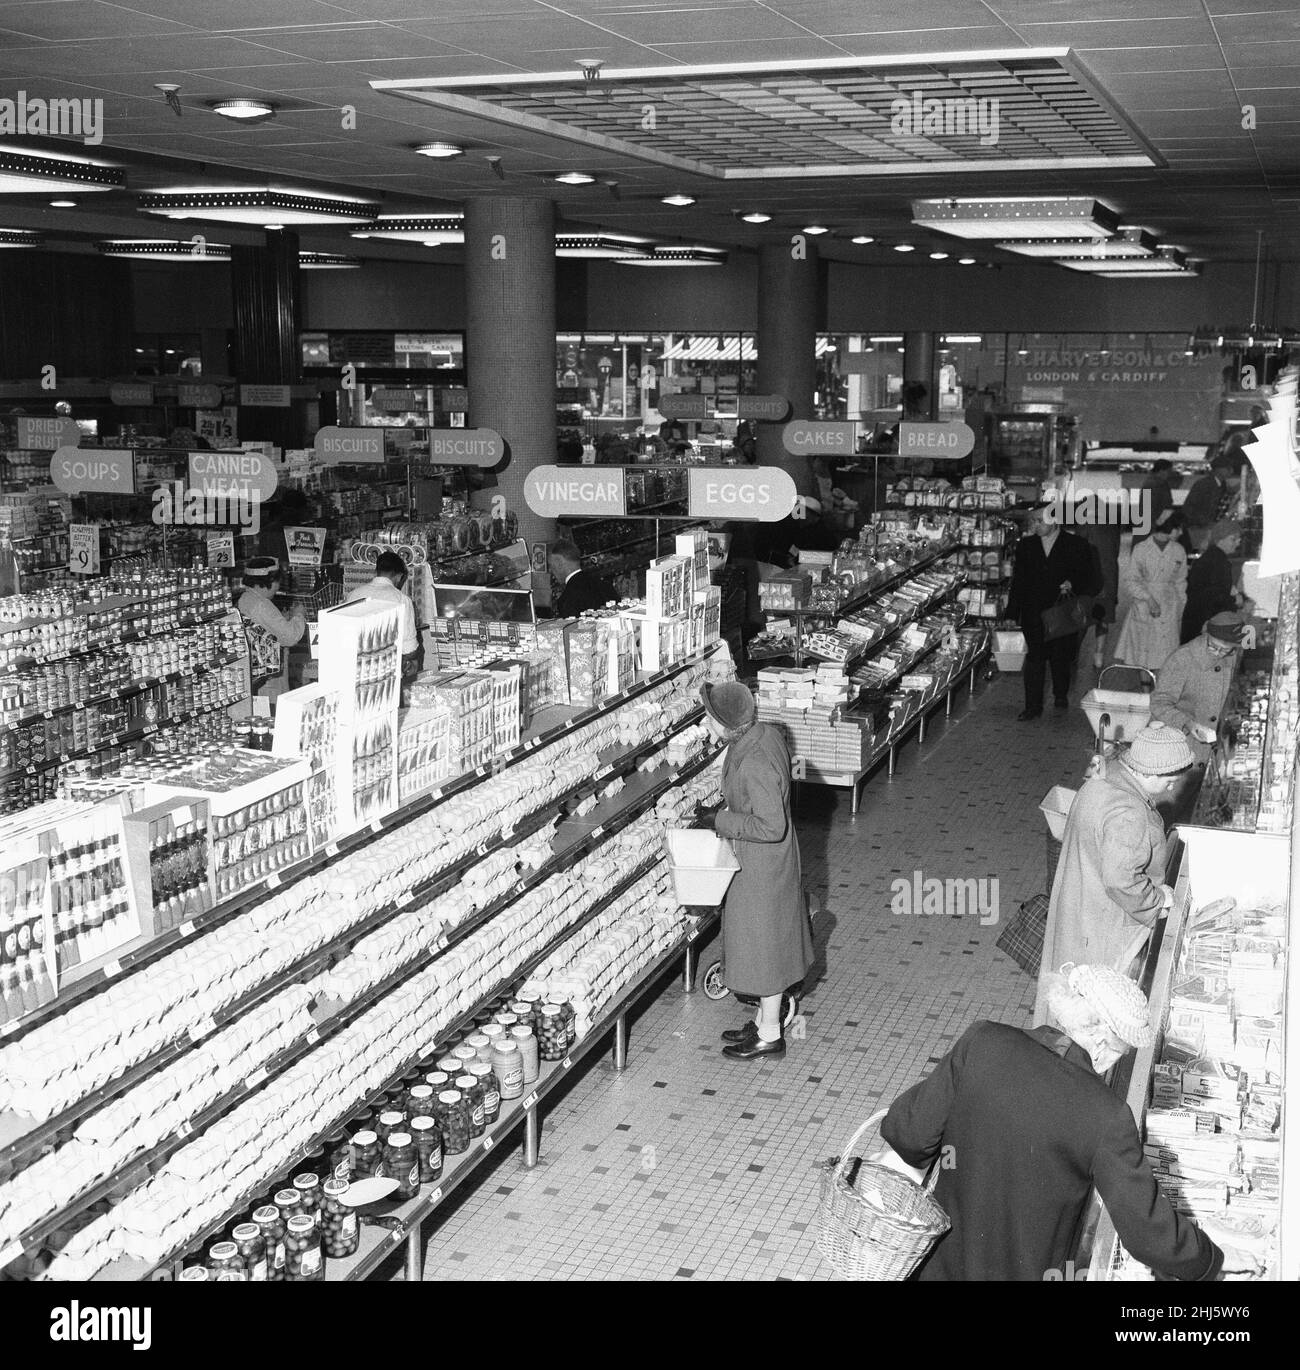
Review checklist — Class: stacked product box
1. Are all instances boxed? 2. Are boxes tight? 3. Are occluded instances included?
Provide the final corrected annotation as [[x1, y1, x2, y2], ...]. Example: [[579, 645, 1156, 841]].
[[483, 662, 524, 750], [271, 684, 342, 849], [759, 569, 812, 612], [690, 587, 722, 656], [605, 620, 638, 697], [645, 555, 694, 619], [675, 530, 710, 592], [408, 670, 495, 774], [395, 705, 454, 802], [564, 620, 610, 709], [755, 666, 872, 772]]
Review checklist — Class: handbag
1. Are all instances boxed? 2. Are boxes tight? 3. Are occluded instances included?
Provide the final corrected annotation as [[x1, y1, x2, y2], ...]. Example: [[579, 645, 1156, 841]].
[[1040, 593, 1088, 642], [996, 894, 1049, 976]]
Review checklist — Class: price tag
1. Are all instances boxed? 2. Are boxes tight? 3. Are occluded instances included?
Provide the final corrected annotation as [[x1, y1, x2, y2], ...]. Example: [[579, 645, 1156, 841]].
[[475, 765, 488, 778], [0, 1242, 24, 1269], [305, 1027, 321, 1045], [591, 825, 605, 840], [688, 926, 700, 942], [482, 1135, 494, 1152], [370, 819, 383, 834], [244, 1067, 268, 1090], [175, 1121, 193, 1140], [41, 709, 53, 721], [5, 721, 16, 732], [142, 724, 158, 737], [390, 1228, 405, 1244], [430, 788, 444, 802], [324, 843, 339, 858], [187, 1017, 216, 1043], [512, 879, 527, 896], [522, 1091, 539, 1111], [475, 840, 491, 857], [206, 531, 235, 569], [103, 959, 122, 978], [68, 524, 101, 575], [501, 826, 515, 842], [397, 891, 414, 908], [266, 872, 282, 890], [429, 1186, 443, 1204], [178, 921, 195, 938], [562, 1056, 573, 1070]]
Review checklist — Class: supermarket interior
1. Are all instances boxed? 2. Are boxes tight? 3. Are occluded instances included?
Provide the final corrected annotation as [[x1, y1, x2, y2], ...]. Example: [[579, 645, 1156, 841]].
[[2, 0, 1300, 1299]]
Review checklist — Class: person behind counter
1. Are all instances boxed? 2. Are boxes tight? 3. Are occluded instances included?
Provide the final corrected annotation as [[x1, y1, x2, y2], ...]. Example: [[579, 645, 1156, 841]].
[[237, 556, 306, 699], [1181, 520, 1243, 644], [548, 539, 617, 618], [875, 964, 1260, 1281], [346, 550, 421, 682], [1182, 454, 1242, 547]]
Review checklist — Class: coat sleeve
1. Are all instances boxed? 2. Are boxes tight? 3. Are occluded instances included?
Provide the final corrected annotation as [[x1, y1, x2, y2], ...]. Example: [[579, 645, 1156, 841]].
[[1172, 546, 1188, 617], [880, 1025, 977, 1169], [1091, 1104, 1224, 1281], [714, 734, 789, 844], [1096, 805, 1165, 924], [1005, 538, 1031, 621], [1120, 542, 1154, 609], [1150, 652, 1197, 736], [1076, 536, 1104, 598]]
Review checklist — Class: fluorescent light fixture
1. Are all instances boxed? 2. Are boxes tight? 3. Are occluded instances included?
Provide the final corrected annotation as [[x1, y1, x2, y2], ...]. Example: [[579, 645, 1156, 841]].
[[350, 213, 464, 243], [998, 228, 1158, 260], [958, 256, 976, 265], [49, 198, 76, 208], [299, 251, 362, 269], [802, 224, 830, 235], [1096, 267, 1201, 279], [912, 197, 1119, 240], [661, 194, 696, 207], [555, 233, 650, 258], [851, 235, 874, 245], [0, 228, 43, 248], [584, 333, 617, 343], [739, 211, 771, 224], [413, 142, 464, 158], [893, 243, 915, 252], [96, 237, 231, 261], [929, 251, 949, 260], [869, 335, 903, 343], [1058, 248, 1186, 274], [209, 99, 276, 122], [942, 334, 983, 344], [140, 189, 378, 226], [0, 146, 124, 194], [554, 171, 596, 185], [618, 246, 726, 266]]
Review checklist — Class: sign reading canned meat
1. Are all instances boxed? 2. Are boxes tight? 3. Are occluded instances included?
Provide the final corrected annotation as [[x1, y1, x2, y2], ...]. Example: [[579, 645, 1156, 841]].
[[898, 421, 975, 460], [50, 446, 135, 495], [782, 421, 855, 455], [658, 394, 709, 420], [735, 394, 791, 422], [425, 429, 505, 468], [314, 426, 384, 464], [188, 449, 279, 501], [688, 467, 798, 522], [525, 465, 626, 518]]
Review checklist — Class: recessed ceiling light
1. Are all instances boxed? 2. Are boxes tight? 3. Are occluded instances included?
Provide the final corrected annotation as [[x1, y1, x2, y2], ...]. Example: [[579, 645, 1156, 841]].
[[209, 99, 276, 123], [49, 198, 76, 208], [893, 243, 915, 252], [929, 251, 949, 260], [300, 251, 362, 270], [803, 224, 830, 235], [851, 235, 874, 245], [264, 223, 285, 231], [0, 228, 44, 248], [661, 194, 696, 207], [96, 238, 231, 261], [739, 211, 771, 224], [942, 335, 983, 344], [139, 189, 378, 227], [554, 171, 596, 185], [413, 142, 464, 158], [350, 213, 464, 244], [618, 246, 726, 266], [958, 256, 976, 265], [555, 233, 652, 258], [912, 196, 1118, 240], [0, 146, 124, 194]]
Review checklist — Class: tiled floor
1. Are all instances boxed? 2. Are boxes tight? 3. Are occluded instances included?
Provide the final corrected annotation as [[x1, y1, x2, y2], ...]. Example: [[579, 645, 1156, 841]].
[[419, 664, 1104, 1281]]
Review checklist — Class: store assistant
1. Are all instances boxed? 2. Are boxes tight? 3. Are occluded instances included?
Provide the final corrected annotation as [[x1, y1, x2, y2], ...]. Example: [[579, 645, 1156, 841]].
[[1182, 455, 1242, 545], [548, 538, 617, 617], [346, 550, 421, 680], [876, 965, 1258, 1281], [237, 556, 306, 699], [1181, 521, 1243, 643]]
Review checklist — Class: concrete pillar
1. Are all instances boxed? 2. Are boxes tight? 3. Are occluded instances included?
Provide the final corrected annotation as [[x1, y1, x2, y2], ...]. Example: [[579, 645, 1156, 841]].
[[756, 240, 819, 495], [230, 229, 302, 446], [903, 331, 938, 419], [464, 198, 557, 553]]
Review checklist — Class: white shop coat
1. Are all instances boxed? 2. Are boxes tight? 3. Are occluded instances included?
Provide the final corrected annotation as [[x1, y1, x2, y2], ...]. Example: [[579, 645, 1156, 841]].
[[1114, 537, 1186, 671]]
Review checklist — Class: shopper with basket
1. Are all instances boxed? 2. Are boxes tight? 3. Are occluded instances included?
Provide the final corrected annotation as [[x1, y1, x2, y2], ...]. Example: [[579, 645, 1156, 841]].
[[693, 681, 813, 1062]]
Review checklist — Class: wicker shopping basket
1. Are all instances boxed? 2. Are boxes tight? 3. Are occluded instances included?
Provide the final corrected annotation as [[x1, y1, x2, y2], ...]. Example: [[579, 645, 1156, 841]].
[[815, 1111, 950, 1280]]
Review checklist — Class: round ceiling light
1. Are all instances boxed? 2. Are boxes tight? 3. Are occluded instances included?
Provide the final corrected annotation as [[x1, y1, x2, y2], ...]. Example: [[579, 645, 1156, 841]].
[[802, 224, 830, 235], [554, 171, 596, 185], [929, 251, 949, 260], [209, 99, 276, 122], [739, 211, 771, 224], [893, 243, 915, 252], [414, 142, 464, 158], [958, 257, 976, 265], [851, 235, 874, 245], [49, 198, 76, 208], [662, 194, 696, 207]]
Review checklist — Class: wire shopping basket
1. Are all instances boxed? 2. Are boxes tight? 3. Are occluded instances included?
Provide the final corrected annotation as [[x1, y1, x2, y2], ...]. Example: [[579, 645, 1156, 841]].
[[815, 1111, 950, 1280]]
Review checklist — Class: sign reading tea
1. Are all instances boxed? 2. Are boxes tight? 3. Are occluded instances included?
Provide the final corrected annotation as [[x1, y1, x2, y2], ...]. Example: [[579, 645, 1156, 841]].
[[525, 466, 627, 518], [177, 382, 223, 410], [898, 421, 975, 460], [688, 468, 798, 522], [50, 447, 135, 495]]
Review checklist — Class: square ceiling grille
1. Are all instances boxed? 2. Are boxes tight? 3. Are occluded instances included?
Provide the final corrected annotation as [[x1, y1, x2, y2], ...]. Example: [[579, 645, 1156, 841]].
[[373, 50, 1161, 180]]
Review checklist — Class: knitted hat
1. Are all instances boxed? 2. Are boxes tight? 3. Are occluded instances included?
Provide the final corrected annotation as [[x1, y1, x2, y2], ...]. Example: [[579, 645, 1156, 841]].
[[1209, 519, 1242, 546], [1122, 721, 1194, 777], [1065, 963, 1155, 1048], [1205, 611, 1247, 644], [243, 556, 281, 582], [700, 681, 756, 733]]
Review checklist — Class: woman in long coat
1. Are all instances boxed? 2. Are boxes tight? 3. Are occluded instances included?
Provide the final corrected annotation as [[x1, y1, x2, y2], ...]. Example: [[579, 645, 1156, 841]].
[[696, 681, 812, 1062], [1113, 514, 1187, 671]]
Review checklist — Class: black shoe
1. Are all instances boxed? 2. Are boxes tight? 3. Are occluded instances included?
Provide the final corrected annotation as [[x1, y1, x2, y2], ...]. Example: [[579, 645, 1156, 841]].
[[1017, 709, 1042, 721], [721, 1020, 759, 1045], [722, 1034, 786, 1061], [1054, 696, 1069, 709]]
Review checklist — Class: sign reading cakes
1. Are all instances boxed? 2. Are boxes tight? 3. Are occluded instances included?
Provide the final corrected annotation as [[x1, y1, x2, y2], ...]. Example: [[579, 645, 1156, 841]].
[[898, 421, 975, 461], [525, 465, 627, 517], [50, 446, 135, 495], [782, 421, 855, 455]]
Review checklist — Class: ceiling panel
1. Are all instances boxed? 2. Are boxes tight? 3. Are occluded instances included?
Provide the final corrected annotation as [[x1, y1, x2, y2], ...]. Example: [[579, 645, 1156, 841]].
[[0, 1, 195, 40], [110, 0, 355, 25]]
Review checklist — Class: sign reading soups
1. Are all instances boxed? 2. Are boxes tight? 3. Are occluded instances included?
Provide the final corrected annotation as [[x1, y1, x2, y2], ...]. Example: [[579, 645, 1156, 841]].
[[525, 466, 626, 518], [50, 447, 135, 495], [688, 468, 797, 522]]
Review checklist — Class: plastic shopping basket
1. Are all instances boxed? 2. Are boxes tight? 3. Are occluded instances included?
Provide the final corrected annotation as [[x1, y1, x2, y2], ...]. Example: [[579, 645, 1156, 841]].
[[664, 828, 741, 906]]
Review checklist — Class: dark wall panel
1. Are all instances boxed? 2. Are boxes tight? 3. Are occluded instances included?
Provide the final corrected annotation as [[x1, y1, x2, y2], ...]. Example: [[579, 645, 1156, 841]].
[[0, 253, 134, 379]]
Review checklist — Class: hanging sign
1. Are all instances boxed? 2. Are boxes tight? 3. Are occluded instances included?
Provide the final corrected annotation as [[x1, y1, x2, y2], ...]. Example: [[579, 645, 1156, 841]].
[[688, 468, 798, 522], [440, 387, 470, 413], [284, 526, 327, 567], [372, 388, 424, 413], [658, 394, 709, 420], [240, 384, 292, 408], [16, 416, 79, 451], [178, 382, 223, 410], [109, 382, 154, 406], [425, 429, 506, 468], [735, 394, 790, 422], [782, 421, 855, 455], [50, 447, 135, 495], [197, 407, 238, 446], [525, 466, 627, 518], [206, 531, 236, 569], [314, 426, 384, 464], [68, 524, 100, 575], [187, 449, 279, 502], [898, 421, 975, 460]]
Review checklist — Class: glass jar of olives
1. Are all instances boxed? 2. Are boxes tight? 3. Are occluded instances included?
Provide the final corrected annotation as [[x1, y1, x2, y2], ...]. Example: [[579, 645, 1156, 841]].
[[325, 1133, 352, 1184], [424, 1070, 453, 1097], [207, 1240, 245, 1281], [382, 1132, 420, 1201], [273, 1188, 302, 1233], [435, 1089, 471, 1154], [350, 1129, 381, 1179], [455, 1072, 486, 1137], [252, 1204, 286, 1282], [374, 1110, 406, 1146], [321, 1178, 359, 1259], [231, 1222, 268, 1282], [179, 1266, 210, 1282], [409, 1115, 443, 1183], [467, 1060, 501, 1124], [406, 1083, 436, 1119], [293, 1173, 322, 1231], [285, 1213, 324, 1282], [538, 1005, 566, 1061]]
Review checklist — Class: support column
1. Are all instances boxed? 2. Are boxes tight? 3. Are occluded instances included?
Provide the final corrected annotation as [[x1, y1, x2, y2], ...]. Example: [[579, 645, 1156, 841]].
[[902, 332, 938, 419], [756, 240, 820, 495], [230, 229, 302, 447], [464, 198, 557, 553]]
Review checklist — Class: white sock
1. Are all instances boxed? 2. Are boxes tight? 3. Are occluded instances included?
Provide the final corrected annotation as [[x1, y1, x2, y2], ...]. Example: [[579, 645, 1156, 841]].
[[757, 1021, 781, 1043]]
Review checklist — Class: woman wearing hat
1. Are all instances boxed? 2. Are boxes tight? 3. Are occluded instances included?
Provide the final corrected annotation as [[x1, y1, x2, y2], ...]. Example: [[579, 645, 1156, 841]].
[[1033, 722, 1195, 1026], [237, 556, 306, 698], [876, 965, 1259, 1281], [1181, 520, 1243, 644], [1113, 509, 1187, 671], [695, 681, 813, 1061]]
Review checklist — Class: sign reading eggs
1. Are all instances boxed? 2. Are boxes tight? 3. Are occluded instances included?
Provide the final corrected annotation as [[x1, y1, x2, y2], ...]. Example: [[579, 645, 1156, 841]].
[[687, 468, 797, 522], [898, 421, 975, 461]]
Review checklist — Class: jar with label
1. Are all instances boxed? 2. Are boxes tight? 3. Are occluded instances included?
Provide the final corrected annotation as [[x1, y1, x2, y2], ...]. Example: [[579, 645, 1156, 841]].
[[350, 1129, 381, 1178], [435, 1089, 472, 1153], [424, 1070, 453, 1097], [382, 1132, 421, 1201], [496, 1009, 522, 1033], [252, 1204, 287, 1282], [538, 1004, 567, 1061], [455, 1072, 486, 1136], [409, 1115, 443, 1183], [179, 1266, 210, 1282], [557, 1000, 577, 1049], [406, 1083, 436, 1119], [321, 1178, 360, 1259], [273, 1187, 302, 1234], [436, 1052, 462, 1077], [451, 1043, 478, 1070], [467, 1061, 501, 1124], [325, 1133, 351, 1184], [491, 1039, 525, 1099], [465, 1031, 491, 1059], [293, 1173, 322, 1231], [302, 1144, 329, 1180], [510, 1025, 540, 1084], [207, 1240, 245, 1281], [231, 1222, 268, 1282], [285, 1213, 324, 1282], [480, 1022, 506, 1048], [375, 1109, 406, 1145]]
